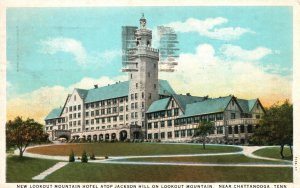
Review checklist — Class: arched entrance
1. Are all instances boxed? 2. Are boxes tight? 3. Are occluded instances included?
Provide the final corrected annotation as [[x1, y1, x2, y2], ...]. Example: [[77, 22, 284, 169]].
[[99, 134, 103, 141], [119, 130, 127, 141], [87, 135, 92, 141], [111, 133, 116, 140], [93, 134, 97, 141], [105, 134, 110, 140]]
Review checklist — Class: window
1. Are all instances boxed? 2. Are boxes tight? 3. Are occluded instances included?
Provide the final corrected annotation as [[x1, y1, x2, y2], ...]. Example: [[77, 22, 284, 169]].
[[187, 129, 193, 136], [228, 126, 233, 134], [148, 123, 152, 129], [107, 117, 111, 123], [85, 112, 89, 117], [209, 114, 215, 121], [160, 121, 165, 128], [240, 125, 245, 133], [113, 99, 117, 104], [126, 105, 128, 111], [154, 84, 156, 89], [95, 102, 99, 108], [78, 105, 81, 110], [119, 115, 123, 121], [73, 121, 77, 126], [113, 107, 117, 113], [142, 92, 144, 99], [107, 108, 111, 114], [234, 126, 238, 134], [131, 94, 134, 100], [101, 109, 105, 115], [96, 119, 100, 124], [78, 120, 81, 125], [120, 98, 124, 103], [91, 119, 94, 125], [149, 93, 151, 99], [86, 120, 89, 125], [86, 104, 89, 109], [167, 110, 172, 117], [69, 114, 72, 119], [131, 103, 134, 109], [135, 93, 138, 99], [126, 114, 128, 120], [113, 116, 117, 122], [78, 113, 81, 118], [120, 106, 124, 112], [167, 120, 172, 127], [131, 112, 134, 118], [131, 74, 132, 79], [181, 130, 186, 137], [69, 106, 72, 112], [174, 108, 179, 116], [217, 126, 223, 134], [136, 83, 138, 89], [216, 113, 223, 120], [154, 133, 158, 139], [231, 113, 236, 119], [171, 100, 174, 107], [154, 122, 158, 128], [161, 132, 165, 139], [74, 105, 77, 111], [175, 131, 179, 137], [142, 102, 144, 108], [107, 100, 111, 105], [148, 134, 152, 139], [69, 122, 72, 127], [135, 102, 138, 109], [135, 112, 138, 118], [74, 113, 77, 118], [167, 132, 172, 138], [91, 111, 94, 117], [96, 110, 99, 116]]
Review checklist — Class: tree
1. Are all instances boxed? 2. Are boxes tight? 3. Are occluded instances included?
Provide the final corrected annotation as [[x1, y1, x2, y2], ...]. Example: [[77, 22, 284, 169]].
[[6, 116, 49, 158], [193, 121, 215, 149], [81, 150, 88, 163], [251, 100, 293, 159]]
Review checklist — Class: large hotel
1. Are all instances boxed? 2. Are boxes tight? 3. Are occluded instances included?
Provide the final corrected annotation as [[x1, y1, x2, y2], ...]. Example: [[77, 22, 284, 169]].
[[45, 15, 265, 145]]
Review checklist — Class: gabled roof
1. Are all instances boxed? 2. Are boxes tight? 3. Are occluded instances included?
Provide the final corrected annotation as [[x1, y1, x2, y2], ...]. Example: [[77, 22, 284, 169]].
[[173, 94, 207, 111], [84, 80, 175, 103], [76, 88, 88, 99], [45, 107, 63, 120], [147, 97, 171, 113], [182, 96, 233, 117], [159, 80, 176, 95], [85, 81, 129, 103], [237, 98, 258, 113]]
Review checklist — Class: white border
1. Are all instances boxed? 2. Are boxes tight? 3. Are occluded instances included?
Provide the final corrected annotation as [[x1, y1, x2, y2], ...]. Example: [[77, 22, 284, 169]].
[[0, 0, 299, 187]]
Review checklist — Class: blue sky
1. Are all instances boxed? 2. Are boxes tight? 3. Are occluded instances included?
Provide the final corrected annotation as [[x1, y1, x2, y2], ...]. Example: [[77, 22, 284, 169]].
[[6, 6, 292, 121]]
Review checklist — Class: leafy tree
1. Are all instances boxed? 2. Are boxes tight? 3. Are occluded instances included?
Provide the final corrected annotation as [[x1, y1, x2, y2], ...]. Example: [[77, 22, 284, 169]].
[[251, 100, 293, 159], [193, 121, 215, 149], [6, 116, 49, 157], [81, 150, 88, 163], [69, 150, 75, 162]]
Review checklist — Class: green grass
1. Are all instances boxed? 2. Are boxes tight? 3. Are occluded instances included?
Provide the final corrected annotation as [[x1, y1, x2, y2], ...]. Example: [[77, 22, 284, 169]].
[[6, 156, 59, 182], [26, 143, 242, 156], [123, 154, 290, 164], [253, 147, 293, 161], [45, 163, 292, 182]]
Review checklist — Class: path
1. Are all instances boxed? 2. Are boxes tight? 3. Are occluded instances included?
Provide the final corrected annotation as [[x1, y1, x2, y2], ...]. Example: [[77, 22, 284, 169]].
[[32, 162, 68, 180], [11, 144, 293, 180]]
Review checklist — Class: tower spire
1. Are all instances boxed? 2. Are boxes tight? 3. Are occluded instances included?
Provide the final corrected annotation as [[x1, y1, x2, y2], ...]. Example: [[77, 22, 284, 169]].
[[139, 13, 147, 29]]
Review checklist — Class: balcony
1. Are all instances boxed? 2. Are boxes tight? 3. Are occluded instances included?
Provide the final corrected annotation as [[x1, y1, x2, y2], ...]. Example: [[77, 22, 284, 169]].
[[226, 118, 260, 126]]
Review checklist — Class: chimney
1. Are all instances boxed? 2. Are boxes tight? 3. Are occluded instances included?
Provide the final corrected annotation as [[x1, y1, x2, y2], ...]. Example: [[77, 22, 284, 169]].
[[94, 84, 98, 89]]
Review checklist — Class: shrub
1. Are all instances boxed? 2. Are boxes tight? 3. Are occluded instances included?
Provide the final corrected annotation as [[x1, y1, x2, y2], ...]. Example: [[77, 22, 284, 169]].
[[81, 150, 88, 163], [90, 153, 96, 160], [69, 150, 75, 162], [105, 155, 109, 159]]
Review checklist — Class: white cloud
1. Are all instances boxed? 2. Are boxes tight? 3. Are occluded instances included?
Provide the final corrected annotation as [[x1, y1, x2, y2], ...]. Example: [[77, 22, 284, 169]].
[[160, 43, 291, 106], [41, 37, 88, 65], [7, 75, 127, 123], [220, 44, 273, 61], [167, 17, 253, 41]]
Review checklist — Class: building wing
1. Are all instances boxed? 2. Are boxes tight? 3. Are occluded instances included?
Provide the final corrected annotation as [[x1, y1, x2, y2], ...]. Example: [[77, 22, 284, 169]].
[[147, 97, 171, 113]]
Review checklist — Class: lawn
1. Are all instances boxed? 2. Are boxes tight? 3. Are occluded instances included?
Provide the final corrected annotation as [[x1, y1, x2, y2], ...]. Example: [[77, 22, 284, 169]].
[[253, 146, 293, 161], [122, 154, 290, 164], [45, 162, 292, 182], [6, 156, 59, 182], [26, 143, 241, 156]]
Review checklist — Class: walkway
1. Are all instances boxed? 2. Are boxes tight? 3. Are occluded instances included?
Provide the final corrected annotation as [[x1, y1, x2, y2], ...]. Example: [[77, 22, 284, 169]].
[[32, 162, 68, 180], [12, 144, 293, 180]]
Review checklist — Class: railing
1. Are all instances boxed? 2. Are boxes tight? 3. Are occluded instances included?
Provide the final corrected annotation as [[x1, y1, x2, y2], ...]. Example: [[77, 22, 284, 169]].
[[226, 118, 260, 125]]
